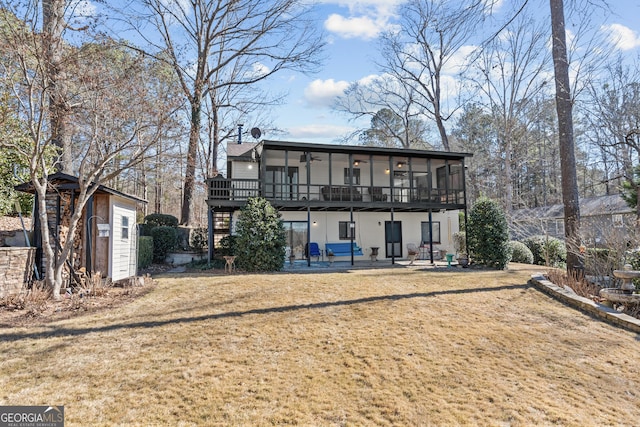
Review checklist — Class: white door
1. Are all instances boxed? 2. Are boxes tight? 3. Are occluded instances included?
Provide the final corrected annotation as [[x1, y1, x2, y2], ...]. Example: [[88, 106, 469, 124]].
[[111, 205, 134, 282]]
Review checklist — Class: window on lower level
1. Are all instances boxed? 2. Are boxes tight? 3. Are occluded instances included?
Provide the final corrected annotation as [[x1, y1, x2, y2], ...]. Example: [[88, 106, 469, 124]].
[[339, 221, 356, 240], [420, 221, 440, 244]]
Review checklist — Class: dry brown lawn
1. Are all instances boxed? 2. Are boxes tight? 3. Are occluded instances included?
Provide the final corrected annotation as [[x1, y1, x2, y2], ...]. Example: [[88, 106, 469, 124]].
[[1, 264, 639, 426]]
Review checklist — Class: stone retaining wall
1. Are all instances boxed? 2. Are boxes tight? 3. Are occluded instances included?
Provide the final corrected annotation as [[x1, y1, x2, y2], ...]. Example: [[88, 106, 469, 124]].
[[529, 274, 640, 334], [0, 247, 36, 298]]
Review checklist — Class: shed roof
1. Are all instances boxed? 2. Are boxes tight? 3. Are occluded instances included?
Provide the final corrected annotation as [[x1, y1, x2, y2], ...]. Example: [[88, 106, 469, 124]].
[[14, 172, 147, 204]]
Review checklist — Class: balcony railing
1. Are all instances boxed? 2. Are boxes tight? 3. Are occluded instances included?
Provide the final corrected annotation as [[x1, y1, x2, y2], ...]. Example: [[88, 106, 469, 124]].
[[207, 178, 464, 205]]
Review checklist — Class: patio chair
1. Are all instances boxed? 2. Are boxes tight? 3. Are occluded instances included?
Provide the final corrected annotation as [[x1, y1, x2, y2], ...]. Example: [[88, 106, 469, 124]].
[[306, 242, 321, 261], [407, 243, 420, 264]]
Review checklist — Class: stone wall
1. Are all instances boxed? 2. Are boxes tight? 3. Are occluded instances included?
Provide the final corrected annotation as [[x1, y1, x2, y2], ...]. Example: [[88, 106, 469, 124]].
[[0, 247, 36, 298]]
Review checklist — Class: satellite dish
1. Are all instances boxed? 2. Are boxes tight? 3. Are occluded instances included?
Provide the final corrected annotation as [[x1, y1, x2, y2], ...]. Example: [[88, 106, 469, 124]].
[[251, 127, 262, 139]]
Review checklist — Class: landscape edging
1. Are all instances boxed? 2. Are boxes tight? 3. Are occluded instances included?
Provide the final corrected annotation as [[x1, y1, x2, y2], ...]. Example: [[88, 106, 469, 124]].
[[529, 274, 640, 334]]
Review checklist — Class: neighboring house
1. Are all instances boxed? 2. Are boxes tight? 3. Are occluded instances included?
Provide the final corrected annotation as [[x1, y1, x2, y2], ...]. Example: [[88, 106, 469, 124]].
[[15, 172, 145, 284], [206, 140, 471, 263], [510, 194, 635, 247]]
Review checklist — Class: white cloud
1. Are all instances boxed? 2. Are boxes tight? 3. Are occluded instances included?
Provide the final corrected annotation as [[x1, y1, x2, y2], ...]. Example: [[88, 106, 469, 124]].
[[325, 14, 380, 40], [304, 78, 350, 107], [286, 123, 354, 139], [251, 62, 271, 78], [321, 0, 404, 40], [443, 44, 479, 75], [602, 23, 640, 51], [70, 0, 97, 17]]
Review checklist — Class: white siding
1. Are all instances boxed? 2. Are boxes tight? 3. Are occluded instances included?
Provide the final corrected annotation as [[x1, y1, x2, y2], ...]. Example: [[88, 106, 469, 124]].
[[233, 210, 460, 258], [233, 162, 259, 179], [111, 203, 137, 281]]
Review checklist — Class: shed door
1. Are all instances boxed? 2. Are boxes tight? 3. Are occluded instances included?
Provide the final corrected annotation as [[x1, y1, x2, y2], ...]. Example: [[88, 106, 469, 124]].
[[112, 205, 134, 282]]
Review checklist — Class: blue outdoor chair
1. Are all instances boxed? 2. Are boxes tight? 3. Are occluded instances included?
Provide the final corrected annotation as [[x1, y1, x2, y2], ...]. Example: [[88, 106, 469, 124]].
[[308, 242, 321, 261]]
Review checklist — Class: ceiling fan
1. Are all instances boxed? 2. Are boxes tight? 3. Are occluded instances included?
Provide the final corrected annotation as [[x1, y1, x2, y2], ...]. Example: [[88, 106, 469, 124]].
[[352, 159, 368, 166], [300, 153, 322, 162]]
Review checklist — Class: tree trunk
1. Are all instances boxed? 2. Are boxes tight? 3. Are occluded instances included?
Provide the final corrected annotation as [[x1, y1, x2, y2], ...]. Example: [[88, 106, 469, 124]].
[[43, 0, 73, 173], [181, 98, 201, 225], [549, 0, 583, 275]]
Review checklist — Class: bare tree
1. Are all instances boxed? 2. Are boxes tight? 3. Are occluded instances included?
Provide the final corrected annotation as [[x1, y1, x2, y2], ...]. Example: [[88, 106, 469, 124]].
[[124, 0, 324, 225], [0, 5, 177, 299], [470, 13, 551, 212], [335, 76, 432, 149], [584, 59, 640, 186], [378, 0, 487, 151], [550, 0, 583, 275]]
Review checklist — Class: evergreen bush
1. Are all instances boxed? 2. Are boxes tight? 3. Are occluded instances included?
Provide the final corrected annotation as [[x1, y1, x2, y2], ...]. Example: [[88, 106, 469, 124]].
[[144, 213, 178, 228], [234, 197, 286, 272], [138, 236, 154, 269], [523, 235, 566, 267], [150, 226, 178, 262], [509, 241, 534, 264], [467, 197, 511, 269], [217, 235, 237, 257], [189, 227, 208, 253]]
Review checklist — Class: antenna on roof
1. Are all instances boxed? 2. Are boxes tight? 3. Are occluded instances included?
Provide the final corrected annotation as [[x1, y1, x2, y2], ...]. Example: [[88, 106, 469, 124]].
[[251, 127, 262, 140]]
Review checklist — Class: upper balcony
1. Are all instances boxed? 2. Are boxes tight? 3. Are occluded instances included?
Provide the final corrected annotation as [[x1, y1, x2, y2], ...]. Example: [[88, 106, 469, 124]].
[[206, 140, 471, 212]]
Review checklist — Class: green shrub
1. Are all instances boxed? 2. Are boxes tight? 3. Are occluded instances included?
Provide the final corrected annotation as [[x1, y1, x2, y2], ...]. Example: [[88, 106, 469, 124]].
[[523, 235, 567, 267], [234, 197, 286, 272], [144, 213, 179, 227], [467, 197, 511, 269], [140, 214, 178, 236], [189, 227, 208, 253], [509, 241, 534, 264], [217, 235, 237, 257], [150, 226, 178, 262], [138, 236, 153, 269], [453, 231, 466, 255]]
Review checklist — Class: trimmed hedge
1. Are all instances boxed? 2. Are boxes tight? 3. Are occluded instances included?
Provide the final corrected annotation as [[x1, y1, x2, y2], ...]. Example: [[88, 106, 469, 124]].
[[150, 226, 178, 262], [523, 235, 566, 267], [509, 241, 534, 264], [144, 213, 179, 227], [140, 214, 178, 236], [138, 236, 153, 269]]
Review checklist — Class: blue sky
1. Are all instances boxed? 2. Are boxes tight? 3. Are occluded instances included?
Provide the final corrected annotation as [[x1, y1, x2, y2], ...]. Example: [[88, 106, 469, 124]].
[[265, 0, 640, 144], [69, 0, 640, 145]]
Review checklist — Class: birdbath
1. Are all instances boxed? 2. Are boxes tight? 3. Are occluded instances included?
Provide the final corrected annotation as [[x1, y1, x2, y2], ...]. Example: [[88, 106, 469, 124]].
[[600, 264, 640, 306], [613, 264, 640, 294]]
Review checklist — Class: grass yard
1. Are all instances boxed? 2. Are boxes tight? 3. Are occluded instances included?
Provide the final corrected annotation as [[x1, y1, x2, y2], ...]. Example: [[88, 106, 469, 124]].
[[1, 264, 639, 426]]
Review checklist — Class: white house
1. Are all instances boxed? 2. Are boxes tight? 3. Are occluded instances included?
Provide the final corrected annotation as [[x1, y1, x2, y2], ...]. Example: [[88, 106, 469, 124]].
[[206, 140, 471, 264]]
